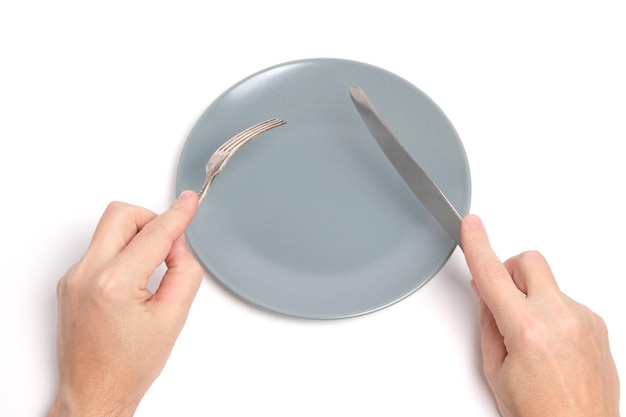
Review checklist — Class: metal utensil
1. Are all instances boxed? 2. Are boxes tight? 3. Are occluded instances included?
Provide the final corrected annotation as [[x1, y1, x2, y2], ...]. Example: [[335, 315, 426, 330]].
[[197, 118, 286, 203], [349, 86, 463, 249]]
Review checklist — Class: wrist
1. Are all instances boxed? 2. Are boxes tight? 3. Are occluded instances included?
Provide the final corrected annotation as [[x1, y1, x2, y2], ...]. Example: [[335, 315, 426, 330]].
[[47, 388, 139, 417]]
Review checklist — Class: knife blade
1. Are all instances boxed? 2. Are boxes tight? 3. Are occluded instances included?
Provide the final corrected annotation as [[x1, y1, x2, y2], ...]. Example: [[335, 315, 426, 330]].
[[349, 85, 464, 249]]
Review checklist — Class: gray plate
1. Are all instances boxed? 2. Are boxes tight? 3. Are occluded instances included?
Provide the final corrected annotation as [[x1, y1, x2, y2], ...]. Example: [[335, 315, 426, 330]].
[[176, 58, 471, 319]]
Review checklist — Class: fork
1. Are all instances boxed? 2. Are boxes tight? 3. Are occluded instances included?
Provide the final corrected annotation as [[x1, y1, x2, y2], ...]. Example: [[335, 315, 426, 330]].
[[197, 118, 286, 204]]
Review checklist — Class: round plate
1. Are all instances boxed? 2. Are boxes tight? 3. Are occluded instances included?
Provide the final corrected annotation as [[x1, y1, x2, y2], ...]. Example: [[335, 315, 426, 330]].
[[176, 58, 471, 319]]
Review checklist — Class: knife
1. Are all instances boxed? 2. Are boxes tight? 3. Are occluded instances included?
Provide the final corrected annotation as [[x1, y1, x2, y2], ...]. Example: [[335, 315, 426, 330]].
[[349, 85, 464, 249]]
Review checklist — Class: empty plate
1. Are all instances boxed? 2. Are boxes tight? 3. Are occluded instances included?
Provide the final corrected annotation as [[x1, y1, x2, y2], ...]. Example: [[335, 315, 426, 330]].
[[176, 58, 471, 319]]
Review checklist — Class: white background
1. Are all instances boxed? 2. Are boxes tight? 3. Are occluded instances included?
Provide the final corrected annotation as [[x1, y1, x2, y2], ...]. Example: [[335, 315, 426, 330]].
[[1, 1, 624, 416]]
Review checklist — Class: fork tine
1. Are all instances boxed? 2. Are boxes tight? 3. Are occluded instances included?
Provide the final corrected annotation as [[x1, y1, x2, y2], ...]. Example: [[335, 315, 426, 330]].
[[197, 118, 286, 204], [219, 118, 285, 152]]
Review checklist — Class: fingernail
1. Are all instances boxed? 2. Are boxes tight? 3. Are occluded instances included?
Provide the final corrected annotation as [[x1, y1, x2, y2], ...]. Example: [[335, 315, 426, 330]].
[[178, 190, 197, 200], [464, 214, 482, 229]]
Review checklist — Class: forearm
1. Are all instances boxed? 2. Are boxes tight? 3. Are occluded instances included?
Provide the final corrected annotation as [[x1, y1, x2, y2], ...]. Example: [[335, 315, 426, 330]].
[[47, 387, 139, 417]]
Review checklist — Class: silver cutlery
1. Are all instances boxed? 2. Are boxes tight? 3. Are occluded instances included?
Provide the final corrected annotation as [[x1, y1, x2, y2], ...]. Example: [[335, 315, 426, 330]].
[[349, 86, 464, 249], [198, 118, 286, 204]]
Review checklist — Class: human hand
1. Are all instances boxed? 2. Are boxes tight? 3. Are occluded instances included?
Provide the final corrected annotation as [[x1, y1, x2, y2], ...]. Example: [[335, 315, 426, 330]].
[[462, 214, 620, 417], [47, 191, 204, 417]]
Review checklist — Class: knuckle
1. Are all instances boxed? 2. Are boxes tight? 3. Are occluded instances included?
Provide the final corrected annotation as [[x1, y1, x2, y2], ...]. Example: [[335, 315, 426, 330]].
[[102, 200, 148, 225], [594, 316, 610, 341], [104, 200, 130, 215], [93, 265, 126, 301], [553, 299, 599, 337], [557, 310, 584, 338], [517, 250, 547, 264], [57, 263, 82, 297], [515, 317, 549, 351]]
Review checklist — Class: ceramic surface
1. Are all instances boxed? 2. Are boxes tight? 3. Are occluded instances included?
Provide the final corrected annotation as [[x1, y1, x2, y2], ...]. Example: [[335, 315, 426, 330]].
[[176, 58, 471, 319]]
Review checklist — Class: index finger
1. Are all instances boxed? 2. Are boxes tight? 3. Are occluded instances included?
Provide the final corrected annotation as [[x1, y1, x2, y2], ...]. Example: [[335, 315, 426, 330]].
[[116, 191, 199, 287], [84, 201, 157, 268], [462, 214, 525, 319]]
